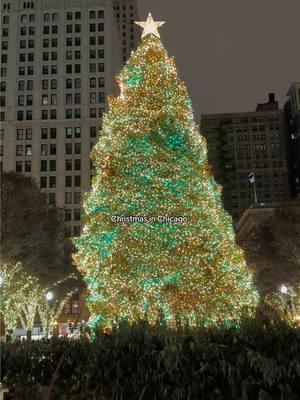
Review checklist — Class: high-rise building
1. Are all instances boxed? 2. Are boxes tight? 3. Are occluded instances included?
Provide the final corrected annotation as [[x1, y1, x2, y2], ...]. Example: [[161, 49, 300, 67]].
[[113, 0, 140, 64], [0, 0, 138, 238], [283, 82, 300, 198], [200, 94, 289, 222]]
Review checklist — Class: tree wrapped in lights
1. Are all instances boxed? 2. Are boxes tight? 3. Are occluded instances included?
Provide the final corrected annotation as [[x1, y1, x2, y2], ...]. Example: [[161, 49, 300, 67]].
[[74, 14, 258, 328], [0, 262, 39, 337]]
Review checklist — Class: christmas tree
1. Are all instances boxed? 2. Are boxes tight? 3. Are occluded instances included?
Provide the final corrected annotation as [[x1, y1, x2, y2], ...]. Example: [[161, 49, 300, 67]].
[[74, 14, 258, 328]]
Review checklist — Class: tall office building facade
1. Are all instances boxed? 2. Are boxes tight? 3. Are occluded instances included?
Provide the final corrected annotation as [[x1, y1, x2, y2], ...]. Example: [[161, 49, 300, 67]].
[[113, 0, 139, 64], [201, 94, 289, 222], [0, 0, 138, 237], [284, 82, 300, 198]]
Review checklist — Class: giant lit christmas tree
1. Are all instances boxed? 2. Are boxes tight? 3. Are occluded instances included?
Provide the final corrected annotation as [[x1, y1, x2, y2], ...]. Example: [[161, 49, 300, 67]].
[[74, 14, 258, 328]]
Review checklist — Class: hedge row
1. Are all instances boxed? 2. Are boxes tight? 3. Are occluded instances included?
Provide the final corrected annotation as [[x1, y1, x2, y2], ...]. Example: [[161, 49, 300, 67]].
[[1, 315, 300, 400]]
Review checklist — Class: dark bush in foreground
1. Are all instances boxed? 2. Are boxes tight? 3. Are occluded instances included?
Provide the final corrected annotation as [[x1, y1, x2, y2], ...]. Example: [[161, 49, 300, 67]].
[[1, 316, 300, 400]]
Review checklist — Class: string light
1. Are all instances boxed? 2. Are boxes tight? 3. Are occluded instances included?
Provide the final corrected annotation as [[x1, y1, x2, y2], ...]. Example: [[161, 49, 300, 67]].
[[74, 19, 258, 329]]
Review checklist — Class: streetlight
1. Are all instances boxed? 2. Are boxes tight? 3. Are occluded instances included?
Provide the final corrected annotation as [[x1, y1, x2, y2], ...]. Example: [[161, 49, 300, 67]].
[[44, 291, 54, 339], [45, 291, 54, 301]]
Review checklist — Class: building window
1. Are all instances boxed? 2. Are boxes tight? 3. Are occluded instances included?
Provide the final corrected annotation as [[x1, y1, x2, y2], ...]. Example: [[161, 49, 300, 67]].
[[26, 128, 32, 139], [65, 209, 72, 221], [74, 175, 81, 187], [49, 176, 56, 188], [65, 143, 72, 154], [50, 110, 56, 119], [50, 143, 56, 155], [27, 80, 33, 90], [99, 92, 105, 103], [90, 108, 96, 118], [40, 176, 47, 188], [65, 192, 72, 204], [74, 109, 81, 119], [52, 25, 58, 34], [65, 176, 72, 187], [41, 128, 47, 139], [42, 110, 48, 120], [74, 192, 81, 204], [65, 127, 72, 138], [90, 78, 96, 88], [25, 160, 31, 172], [50, 127, 56, 139], [74, 143, 81, 154], [41, 160, 47, 171], [90, 93, 96, 104], [16, 161, 23, 172], [74, 159, 81, 170], [74, 93, 81, 104], [17, 111, 24, 121], [66, 159, 72, 171], [44, 13, 50, 21], [18, 95, 25, 106], [41, 144, 47, 155], [75, 78, 81, 89], [74, 209, 81, 221], [51, 79, 57, 89], [25, 144, 32, 155], [66, 109, 72, 119], [42, 80, 48, 90], [17, 129, 24, 140], [90, 127, 97, 138], [66, 79, 72, 89], [16, 145, 23, 156]]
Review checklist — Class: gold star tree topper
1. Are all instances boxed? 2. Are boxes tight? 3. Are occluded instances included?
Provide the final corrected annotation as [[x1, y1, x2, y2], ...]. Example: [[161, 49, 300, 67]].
[[135, 13, 165, 39]]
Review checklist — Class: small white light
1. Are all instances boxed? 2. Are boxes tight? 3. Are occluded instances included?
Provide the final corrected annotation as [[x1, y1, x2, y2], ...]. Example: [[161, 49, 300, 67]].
[[45, 291, 54, 301], [280, 284, 288, 294], [0, 276, 4, 286]]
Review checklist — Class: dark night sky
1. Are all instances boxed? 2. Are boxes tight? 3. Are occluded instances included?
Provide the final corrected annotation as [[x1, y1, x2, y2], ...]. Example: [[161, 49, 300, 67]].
[[136, 0, 300, 120]]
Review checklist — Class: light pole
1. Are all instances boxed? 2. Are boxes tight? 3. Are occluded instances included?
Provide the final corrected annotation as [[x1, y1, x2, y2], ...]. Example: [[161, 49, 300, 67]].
[[45, 291, 54, 340], [279, 284, 291, 316]]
